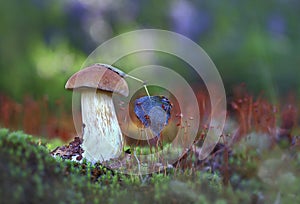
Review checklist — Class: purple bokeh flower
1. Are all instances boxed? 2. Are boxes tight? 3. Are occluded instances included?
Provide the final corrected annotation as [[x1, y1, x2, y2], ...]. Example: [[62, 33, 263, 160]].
[[64, 0, 87, 23], [170, 0, 212, 40], [267, 14, 286, 37]]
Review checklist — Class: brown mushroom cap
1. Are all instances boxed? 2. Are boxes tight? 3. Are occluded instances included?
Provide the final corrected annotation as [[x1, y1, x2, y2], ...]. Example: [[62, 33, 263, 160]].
[[65, 64, 129, 97]]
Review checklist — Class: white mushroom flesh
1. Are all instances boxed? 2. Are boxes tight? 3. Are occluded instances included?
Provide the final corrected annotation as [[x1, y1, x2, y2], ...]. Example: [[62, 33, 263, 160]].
[[81, 90, 123, 163]]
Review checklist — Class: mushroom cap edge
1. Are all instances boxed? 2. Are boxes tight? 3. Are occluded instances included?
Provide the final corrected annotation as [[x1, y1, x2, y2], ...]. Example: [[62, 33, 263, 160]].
[[65, 64, 129, 97]]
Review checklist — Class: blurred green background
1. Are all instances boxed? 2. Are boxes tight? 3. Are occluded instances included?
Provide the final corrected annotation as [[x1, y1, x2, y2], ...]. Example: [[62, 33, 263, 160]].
[[0, 0, 299, 138]]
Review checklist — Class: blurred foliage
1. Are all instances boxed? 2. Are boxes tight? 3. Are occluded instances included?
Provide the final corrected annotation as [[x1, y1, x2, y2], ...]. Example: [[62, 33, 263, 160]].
[[1, 0, 300, 103], [0, 0, 85, 104], [0, 0, 300, 138]]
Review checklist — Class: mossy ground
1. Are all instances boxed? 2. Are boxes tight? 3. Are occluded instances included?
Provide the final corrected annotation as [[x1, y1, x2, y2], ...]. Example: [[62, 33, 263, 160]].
[[1, 128, 299, 204]]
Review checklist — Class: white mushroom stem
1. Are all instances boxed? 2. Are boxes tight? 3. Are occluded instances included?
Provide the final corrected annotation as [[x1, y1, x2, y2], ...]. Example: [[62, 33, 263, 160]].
[[80, 90, 123, 163]]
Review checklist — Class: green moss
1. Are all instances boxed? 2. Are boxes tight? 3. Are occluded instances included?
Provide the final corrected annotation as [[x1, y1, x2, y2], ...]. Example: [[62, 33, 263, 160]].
[[1, 128, 299, 203]]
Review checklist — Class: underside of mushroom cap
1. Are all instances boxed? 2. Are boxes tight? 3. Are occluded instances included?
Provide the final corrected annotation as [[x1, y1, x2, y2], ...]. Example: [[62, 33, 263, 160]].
[[65, 64, 129, 97]]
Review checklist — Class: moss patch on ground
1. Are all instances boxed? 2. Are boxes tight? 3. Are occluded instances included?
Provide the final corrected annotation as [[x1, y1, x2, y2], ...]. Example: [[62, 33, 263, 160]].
[[0, 128, 299, 204]]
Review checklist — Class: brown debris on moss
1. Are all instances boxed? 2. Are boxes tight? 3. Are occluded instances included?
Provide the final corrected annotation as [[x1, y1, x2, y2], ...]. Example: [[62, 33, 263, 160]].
[[51, 136, 84, 161]]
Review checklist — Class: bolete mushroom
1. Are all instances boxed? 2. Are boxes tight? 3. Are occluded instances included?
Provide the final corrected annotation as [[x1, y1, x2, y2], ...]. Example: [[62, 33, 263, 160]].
[[65, 64, 129, 163]]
